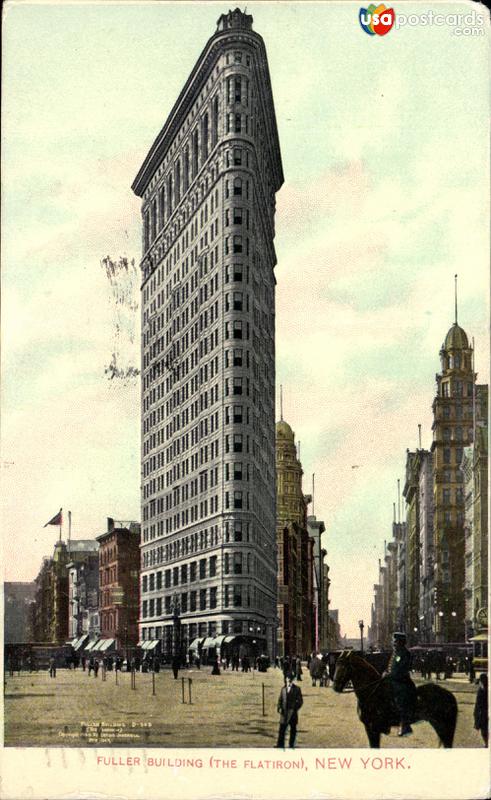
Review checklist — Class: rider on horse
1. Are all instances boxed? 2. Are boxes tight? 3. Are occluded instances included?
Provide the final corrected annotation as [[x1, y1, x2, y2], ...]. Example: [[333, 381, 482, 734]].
[[384, 632, 416, 737]]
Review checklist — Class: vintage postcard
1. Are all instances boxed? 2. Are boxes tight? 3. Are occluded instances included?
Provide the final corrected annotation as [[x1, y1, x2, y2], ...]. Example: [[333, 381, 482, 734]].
[[1, 1, 490, 798]]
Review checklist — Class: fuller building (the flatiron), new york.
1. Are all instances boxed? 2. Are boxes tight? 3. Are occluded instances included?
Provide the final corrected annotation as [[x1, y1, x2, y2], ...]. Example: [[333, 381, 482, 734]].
[[132, 8, 283, 658]]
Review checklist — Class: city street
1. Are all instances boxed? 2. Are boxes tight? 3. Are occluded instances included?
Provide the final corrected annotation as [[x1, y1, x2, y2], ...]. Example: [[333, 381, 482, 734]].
[[4, 665, 485, 749]]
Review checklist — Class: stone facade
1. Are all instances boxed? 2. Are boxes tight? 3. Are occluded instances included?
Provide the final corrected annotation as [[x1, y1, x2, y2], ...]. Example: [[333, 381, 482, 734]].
[[132, 9, 283, 657]]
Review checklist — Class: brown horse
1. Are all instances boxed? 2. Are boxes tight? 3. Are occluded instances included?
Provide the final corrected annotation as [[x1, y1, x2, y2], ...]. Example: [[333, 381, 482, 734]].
[[332, 650, 458, 748]]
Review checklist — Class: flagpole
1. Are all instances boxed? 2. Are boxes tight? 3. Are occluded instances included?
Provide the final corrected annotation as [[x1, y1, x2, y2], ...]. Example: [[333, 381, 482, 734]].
[[59, 508, 62, 543], [68, 511, 72, 556]]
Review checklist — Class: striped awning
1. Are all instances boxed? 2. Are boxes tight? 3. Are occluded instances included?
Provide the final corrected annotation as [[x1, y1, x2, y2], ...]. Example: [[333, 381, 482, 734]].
[[73, 635, 89, 651], [84, 639, 100, 652], [98, 639, 115, 652], [189, 637, 205, 652]]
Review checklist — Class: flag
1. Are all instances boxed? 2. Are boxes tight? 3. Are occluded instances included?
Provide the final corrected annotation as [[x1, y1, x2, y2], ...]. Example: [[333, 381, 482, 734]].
[[44, 508, 62, 527]]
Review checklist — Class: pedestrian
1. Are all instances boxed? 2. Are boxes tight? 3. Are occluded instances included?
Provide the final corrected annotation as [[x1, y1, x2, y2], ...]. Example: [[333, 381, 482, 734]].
[[211, 657, 221, 675], [81, 656, 86, 672], [88, 657, 94, 676], [469, 657, 476, 683], [276, 673, 303, 749], [49, 657, 56, 679], [474, 674, 488, 747], [172, 655, 180, 680], [94, 658, 100, 677], [383, 632, 416, 737], [295, 656, 303, 681]]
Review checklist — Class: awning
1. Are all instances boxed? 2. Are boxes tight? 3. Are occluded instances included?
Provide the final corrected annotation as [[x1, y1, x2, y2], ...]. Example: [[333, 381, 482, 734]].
[[189, 637, 205, 652], [214, 635, 227, 648], [137, 640, 145, 647], [84, 639, 100, 652], [202, 637, 217, 649], [145, 640, 160, 651], [469, 634, 488, 641], [74, 635, 89, 651], [224, 635, 237, 644], [99, 639, 115, 652], [67, 637, 79, 647]]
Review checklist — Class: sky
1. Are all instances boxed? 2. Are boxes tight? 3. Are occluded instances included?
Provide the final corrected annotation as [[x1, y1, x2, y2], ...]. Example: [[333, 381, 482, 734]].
[[2, 1, 489, 637]]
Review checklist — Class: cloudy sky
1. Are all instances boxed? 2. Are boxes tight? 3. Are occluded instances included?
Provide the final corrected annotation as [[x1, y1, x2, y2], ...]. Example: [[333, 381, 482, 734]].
[[2, 1, 489, 637]]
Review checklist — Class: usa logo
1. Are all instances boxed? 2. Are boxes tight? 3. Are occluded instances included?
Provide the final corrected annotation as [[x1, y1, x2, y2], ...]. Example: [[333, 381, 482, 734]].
[[359, 4, 395, 36]]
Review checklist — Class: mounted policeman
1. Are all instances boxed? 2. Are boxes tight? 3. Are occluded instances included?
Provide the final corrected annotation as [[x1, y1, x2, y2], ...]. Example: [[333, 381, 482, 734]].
[[383, 631, 417, 737]]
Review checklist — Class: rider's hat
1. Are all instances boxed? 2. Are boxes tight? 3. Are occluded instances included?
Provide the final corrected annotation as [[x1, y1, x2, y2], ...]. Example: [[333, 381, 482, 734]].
[[393, 631, 407, 642]]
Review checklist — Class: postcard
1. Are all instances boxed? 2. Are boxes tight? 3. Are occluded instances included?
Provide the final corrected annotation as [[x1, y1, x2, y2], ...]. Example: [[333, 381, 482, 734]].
[[1, 1, 490, 799]]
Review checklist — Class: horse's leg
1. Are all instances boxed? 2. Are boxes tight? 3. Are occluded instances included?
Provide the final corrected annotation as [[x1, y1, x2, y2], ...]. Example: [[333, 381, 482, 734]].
[[366, 726, 380, 748]]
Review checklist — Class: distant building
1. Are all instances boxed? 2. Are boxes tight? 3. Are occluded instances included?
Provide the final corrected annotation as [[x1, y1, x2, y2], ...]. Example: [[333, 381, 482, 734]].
[[275, 419, 314, 658], [4, 582, 36, 643], [67, 546, 99, 641], [403, 451, 420, 644], [31, 540, 99, 644], [417, 450, 434, 643], [328, 609, 341, 649], [96, 518, 140, 654], [307, 514, 329, 651]]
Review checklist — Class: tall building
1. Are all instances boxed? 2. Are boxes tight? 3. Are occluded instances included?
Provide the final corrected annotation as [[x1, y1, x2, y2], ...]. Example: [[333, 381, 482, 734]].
[[132, 9, 283, 658], [403, 451, 420, 644], [431, 317, 485, 642], [307, 514, 329, 651], [96, 518, 140, 654], [275, 419, 313, 657], [417, 450, 434, 643], [462, 385, 488, 641]]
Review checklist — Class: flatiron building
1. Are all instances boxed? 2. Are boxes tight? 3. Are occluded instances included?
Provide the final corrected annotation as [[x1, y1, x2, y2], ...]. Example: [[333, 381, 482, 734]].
[[132, 9, 283, 657]]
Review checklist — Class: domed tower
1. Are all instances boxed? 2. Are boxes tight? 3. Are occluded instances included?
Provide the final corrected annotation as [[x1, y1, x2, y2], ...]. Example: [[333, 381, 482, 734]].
[[276, 418, 310, 658], [431, 287, 475, 644]]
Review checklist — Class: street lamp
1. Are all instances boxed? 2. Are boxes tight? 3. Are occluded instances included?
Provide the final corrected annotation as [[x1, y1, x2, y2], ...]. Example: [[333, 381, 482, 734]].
[[358, 620, 365, 655]]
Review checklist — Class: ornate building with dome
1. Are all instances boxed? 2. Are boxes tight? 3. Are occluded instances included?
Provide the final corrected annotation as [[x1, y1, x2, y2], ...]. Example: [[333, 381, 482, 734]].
[[431, 319, 487, 643], [275, 418, 317, 657]]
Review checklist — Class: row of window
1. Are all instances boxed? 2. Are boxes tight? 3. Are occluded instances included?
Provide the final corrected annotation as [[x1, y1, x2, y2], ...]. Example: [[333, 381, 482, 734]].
[[142, 556, 218, 592], [141, 582, 256, 617]]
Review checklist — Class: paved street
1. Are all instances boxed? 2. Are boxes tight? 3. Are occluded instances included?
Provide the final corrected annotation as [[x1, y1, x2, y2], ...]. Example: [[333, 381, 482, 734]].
[[4, 666, 485, 749]]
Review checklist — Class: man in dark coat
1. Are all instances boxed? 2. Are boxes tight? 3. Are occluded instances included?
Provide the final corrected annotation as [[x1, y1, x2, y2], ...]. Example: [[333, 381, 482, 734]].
[[474, 673, 488, 747], [386, 632, 416, 737], [276, 674, 303, 749]]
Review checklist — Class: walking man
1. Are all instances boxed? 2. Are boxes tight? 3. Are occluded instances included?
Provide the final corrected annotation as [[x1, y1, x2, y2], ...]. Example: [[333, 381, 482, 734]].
[[49, 656, 56, 679], [276, 673, 303, 749]]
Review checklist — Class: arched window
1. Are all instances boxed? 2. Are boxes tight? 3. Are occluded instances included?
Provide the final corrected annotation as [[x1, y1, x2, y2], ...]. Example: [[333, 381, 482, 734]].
[[233, 177, 242, 196]]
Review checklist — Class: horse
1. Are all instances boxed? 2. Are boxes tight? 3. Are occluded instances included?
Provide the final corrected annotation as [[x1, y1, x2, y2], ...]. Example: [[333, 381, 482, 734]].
[[332, 650, 458, 748]]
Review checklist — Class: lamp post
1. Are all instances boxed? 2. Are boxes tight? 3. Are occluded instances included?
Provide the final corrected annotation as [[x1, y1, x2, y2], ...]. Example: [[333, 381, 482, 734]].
[[358, 620, 365, 655]]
